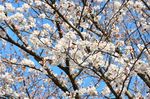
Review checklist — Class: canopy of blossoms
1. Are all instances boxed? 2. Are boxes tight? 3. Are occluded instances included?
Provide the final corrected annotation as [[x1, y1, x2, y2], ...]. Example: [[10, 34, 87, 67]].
[[0, 0, 150, 98]]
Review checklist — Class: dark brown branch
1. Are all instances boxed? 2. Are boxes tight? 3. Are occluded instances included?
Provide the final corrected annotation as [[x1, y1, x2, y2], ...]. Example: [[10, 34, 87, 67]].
[[23, 80, 31, 99], [45, 0, 84, 40], [96, 0, 110, 16], [5, 21, 28, 47], [56, 21, 63, 38], [91, 68, 119, 98], [45, 68, 69, 92], [137, 72, 150, 88], [125, 91, 134, 99], [141, 0, 150, 10]]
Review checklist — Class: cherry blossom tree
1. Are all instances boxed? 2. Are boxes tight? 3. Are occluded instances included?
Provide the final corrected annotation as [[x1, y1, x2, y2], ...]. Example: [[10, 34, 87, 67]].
[[0, 0, 150, 98]]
